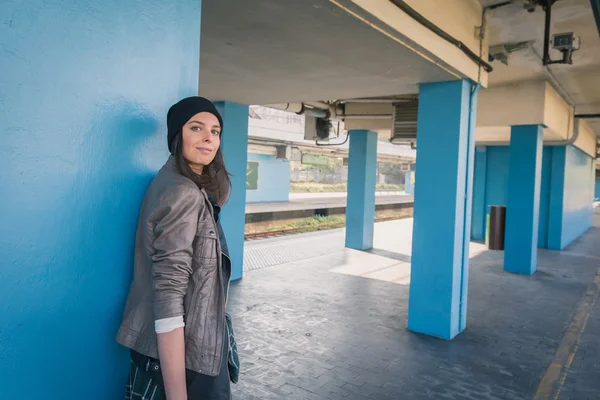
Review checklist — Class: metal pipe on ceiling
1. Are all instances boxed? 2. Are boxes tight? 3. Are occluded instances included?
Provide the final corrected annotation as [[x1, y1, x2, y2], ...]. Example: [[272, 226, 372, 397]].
[[478, 125, 582, 147], [263, 103, 304, 113], [343, 114, 392, 119], [575, 114, 600, 119], [264, 102, 346, 119], [389, 0, 493, 73], [340, 96, 417, 103], [304, 101, 331, 110], [542, 0, 553, 65], [592, 0, 600, 39], [263, 103, 328, 119], [544, 127, 579, 146]]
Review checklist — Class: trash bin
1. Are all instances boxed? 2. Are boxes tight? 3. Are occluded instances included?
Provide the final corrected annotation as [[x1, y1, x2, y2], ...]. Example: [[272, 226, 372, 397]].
[[488, 205, 506, 250]]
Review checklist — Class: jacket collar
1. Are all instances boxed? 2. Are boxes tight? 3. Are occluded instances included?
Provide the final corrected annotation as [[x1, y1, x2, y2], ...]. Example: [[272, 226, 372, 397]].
[[164, 155, 215, 212]]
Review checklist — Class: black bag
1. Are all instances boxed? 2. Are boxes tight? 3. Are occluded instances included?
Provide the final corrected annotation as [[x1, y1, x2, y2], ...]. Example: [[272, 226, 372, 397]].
[[225, 313, 240, 384]]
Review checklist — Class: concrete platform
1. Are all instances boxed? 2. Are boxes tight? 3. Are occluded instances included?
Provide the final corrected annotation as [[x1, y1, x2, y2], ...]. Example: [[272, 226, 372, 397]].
[[229, 208, 600, 399], [246, 193, 414, 214]]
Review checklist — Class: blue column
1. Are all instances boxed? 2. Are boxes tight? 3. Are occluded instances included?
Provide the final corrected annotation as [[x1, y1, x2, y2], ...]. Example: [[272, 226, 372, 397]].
[[0, 0, 201, 397], [404, 163, 416, 195], [547, 146, 566, 250], [408, 80, 478, 339], [504, 125, 543, 274], [471, 147, 488, 241], [345, 130, 378, 250], [215, 102, 249, 281]]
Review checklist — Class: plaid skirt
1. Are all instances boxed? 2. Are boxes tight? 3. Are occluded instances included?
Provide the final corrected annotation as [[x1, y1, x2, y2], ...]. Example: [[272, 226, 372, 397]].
[[125, 320, 232, 400], [125, 359, 165, 400]]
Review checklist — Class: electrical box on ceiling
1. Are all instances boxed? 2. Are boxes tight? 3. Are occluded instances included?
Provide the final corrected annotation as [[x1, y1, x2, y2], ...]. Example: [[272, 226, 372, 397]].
[[276, 145, 291, 160], [304, 115, 333, 141]]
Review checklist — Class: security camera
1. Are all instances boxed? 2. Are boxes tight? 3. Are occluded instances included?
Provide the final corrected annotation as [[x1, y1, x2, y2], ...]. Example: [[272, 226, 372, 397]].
[[489, 45, 510, 65], [552, 32, 580, 64], [552, 32, 580, 51]]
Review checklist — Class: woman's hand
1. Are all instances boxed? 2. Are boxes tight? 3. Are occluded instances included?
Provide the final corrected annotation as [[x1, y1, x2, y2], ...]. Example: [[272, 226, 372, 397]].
[[157, 327, 187, 400]]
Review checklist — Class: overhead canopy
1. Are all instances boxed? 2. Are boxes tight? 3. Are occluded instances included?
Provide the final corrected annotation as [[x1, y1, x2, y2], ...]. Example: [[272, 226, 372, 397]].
[[482, 0, 600, 134], [199, 0, 476, 104]]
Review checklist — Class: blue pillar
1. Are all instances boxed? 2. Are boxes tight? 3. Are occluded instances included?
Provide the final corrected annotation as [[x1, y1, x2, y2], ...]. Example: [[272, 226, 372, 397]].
[[345, 130, 378, 250], [547, 146, 566, 250], [215, 102, 249, 281], [504, 125, 543, 274], [471, 147, 488, 241], [0, 0, 201, 397], [408, 80, 478, 339], [404, 163, 416, 195]]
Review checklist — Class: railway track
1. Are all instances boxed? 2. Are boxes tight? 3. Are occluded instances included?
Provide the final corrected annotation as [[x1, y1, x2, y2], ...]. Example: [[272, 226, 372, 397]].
[[245, 214, 411, 240]]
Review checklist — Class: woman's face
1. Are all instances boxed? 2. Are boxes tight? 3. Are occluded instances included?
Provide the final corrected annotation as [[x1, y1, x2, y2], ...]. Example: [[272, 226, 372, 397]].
[[181, 112, 221, 172]]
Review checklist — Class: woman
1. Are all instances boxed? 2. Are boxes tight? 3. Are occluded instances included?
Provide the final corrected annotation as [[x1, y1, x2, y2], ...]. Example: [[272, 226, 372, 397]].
[[117, 96, 236, 400]]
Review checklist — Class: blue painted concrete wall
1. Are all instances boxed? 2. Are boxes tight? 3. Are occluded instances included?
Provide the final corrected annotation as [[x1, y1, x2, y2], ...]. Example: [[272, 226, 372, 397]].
[[595, 178, 600, 201], [0, 1, 201, 398], [404, 163, 416, 195], [471, 147, 510, 241], [538, 147, 553, 248], [560, 146, 594, 247], [216, 102, 250, 281], [471, 145, 594, 250], [471, 148, 488, 240], [246, 153, 290, 203], [472, 146, 551, 246]]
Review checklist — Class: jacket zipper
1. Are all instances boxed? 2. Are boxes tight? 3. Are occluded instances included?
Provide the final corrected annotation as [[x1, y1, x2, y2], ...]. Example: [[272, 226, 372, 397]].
[[199, 189, 227, 375]]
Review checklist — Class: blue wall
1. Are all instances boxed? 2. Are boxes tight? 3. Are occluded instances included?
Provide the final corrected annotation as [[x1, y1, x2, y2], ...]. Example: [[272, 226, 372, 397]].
[[245, 153, 290, 203], [404, 163, 416, 195], [471, 148, 488, 240], [0, 1, 201, 398], [538, 146, 553, 248], [471, 147, 509, 241], [560, 146, 595, 247], [471, 146, 550, 246], [595, 178, 600, 201], [471, 145, 594, 249]]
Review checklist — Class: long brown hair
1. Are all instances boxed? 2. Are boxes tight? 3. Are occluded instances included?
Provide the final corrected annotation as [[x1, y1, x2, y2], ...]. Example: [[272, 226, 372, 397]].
[[172, 131, 231, 206]]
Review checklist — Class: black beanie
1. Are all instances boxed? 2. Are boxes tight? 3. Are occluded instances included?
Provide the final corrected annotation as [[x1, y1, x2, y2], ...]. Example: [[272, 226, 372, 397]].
[[167, 96, 223, 155]]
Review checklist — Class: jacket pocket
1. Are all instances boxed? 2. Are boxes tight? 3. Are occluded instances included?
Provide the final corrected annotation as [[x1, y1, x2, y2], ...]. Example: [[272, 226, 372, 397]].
[[194, 224, 218, 262]]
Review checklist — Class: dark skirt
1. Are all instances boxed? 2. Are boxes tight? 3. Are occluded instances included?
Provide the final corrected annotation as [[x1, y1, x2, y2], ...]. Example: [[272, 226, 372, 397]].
[[125, 327, 231, 400]]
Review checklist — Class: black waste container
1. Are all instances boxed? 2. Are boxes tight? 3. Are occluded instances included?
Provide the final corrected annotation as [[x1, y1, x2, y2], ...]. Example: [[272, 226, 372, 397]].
[[488, 205, 506, 250]]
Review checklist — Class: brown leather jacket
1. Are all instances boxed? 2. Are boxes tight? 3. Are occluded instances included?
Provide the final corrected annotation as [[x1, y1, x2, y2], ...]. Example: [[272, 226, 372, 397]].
[[116, 156, 227, 376]]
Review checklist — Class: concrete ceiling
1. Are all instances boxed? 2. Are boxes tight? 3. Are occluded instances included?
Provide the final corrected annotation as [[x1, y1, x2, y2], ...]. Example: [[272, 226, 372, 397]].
[[481, 0, 600, 133], [199, 0, 455, 104]]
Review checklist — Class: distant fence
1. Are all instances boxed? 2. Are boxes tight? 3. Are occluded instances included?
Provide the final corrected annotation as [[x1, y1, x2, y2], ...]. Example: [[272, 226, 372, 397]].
[[291, 170, 404, 186], [291, 169, 347, 183]]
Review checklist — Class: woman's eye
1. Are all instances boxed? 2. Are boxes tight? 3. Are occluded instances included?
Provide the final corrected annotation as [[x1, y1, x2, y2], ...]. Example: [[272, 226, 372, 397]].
[[212, 130, 220, 135], [191, 126, 201, 132]]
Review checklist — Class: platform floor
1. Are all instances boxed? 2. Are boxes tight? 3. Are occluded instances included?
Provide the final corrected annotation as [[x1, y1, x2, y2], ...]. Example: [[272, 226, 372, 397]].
[[229, 208, 600, 399], [246, 193, 414, 214]]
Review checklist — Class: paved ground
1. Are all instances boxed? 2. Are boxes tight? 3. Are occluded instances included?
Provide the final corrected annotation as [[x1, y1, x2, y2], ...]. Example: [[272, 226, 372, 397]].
[[229, 208, 600, 400], [246, 194, 414, 214]]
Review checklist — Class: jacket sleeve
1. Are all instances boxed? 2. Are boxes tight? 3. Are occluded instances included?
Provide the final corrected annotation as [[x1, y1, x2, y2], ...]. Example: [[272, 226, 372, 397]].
[[150, 186, 201, 320]]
